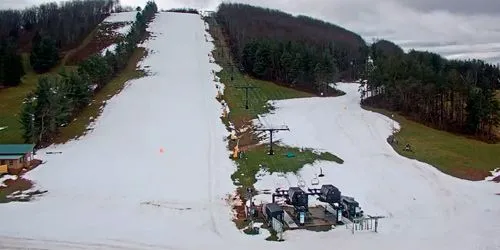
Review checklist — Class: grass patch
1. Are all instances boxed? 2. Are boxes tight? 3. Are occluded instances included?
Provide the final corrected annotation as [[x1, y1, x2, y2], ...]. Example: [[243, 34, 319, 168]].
[[0, 54, 73, 144], [54, 47, 146, 143], [218, 70, 314, 124], [232, 145, 342, 188], [365, 107, 500, 180], [0, 23, 108, 144]]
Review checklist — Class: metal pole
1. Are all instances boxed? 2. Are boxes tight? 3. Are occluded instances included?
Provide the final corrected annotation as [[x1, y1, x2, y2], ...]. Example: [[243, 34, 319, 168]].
[[245, 88, 249, 109], [31, 114, 35, 144], [269, 131, 274, 155]]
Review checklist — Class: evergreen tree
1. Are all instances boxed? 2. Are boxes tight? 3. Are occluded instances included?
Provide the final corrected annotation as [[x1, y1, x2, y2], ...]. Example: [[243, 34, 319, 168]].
[[64, 71, 92, 111], [19, 92, 37, 143], [30, 36, 59, 73], [0, 38, 25, 86], [78, 54, 112, 89]]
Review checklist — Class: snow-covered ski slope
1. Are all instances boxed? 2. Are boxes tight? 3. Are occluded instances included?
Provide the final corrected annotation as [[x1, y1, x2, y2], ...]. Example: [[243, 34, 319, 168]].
[[0, 12, 241, 249], [1, 11, 499, 250], [253, 83, 500, 249]]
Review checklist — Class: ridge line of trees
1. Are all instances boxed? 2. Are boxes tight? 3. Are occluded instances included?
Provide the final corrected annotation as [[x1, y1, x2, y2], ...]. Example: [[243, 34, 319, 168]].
[[165, 8, 199, 14], [214, 3, 368, 95], [19, 1, 158, 146], [363, 43, 500, 141], [0, 0, 116, 50]]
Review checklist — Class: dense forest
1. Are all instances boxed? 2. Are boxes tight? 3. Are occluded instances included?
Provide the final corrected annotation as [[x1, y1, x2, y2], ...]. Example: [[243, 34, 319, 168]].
[[215, 3, 368, 93], [0, 0, 121, 86], [19, 1, 158, 146], [0, 0, 115, 50], [363, 41, 500, 140]]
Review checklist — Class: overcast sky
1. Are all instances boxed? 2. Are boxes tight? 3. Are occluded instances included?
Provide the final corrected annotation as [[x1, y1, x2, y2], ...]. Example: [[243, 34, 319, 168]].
[[2, 0, 500, 62]]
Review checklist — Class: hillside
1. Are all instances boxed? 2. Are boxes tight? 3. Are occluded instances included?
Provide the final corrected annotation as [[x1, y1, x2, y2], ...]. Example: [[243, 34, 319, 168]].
[[371, 39, 405, 59], [0, 0, 114, 52], [0, 0, 116, 88], [215, 3, 368, 94], [0, 2, 156, 146]]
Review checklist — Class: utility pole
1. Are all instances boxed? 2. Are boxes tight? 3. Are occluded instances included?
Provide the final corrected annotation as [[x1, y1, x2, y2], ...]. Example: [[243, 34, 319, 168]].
[[254, 125, 289, 155], [235, 85, 258, 109], [30, 113, 35, 144]]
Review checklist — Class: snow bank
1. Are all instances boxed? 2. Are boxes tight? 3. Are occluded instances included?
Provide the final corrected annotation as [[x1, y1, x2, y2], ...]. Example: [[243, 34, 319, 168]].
[[0, 174, 18, 187], [100, 43, 117, 55]]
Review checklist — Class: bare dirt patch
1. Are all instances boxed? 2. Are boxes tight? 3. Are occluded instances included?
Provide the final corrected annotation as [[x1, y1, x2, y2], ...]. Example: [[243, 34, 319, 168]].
[[492, 175, 500, 183], [65, 22, 132, 65], [0, 159, 47, 203], [0, 176, 42, 203]]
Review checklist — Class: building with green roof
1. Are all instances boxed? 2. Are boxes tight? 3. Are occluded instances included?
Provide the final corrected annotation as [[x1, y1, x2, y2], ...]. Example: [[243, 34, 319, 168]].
[[0, 144, 35, 174]]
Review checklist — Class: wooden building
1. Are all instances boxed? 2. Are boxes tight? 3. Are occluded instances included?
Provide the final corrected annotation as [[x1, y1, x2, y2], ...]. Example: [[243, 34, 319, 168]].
[[0, 144, 35, 175]]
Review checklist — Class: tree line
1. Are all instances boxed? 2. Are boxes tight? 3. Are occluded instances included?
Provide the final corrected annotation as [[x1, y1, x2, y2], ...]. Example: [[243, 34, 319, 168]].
[[215, 2, 368, 91], [241, 39, 338, 94], [363, 43, 500, 140], [165, 8, 199, 14], [0, 0, 116, 50], [19, 1, 158, 146]]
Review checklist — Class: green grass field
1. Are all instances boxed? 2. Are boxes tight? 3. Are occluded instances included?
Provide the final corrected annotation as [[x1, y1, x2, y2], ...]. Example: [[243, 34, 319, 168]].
[[0, 54, 73, 144], [366, 107, 500, 180], [206, 17, 344, 191], [217, 68, 314, 124]]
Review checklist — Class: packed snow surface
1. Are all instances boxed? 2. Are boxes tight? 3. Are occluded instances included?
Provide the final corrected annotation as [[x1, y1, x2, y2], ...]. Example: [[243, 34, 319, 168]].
[[103, 11, 138, 23], [253, 83, 500, 249], [1, 12, 499, 250], [114, 24, 132, 35]]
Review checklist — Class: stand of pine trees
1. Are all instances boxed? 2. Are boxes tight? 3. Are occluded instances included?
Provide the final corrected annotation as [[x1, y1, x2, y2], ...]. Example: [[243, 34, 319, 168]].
[[241, 39, 338, 94], [19, 1, 158, 146], [215, 3, 368, 93], [363, 47, 500, 141], [0, 38, 25, 87]]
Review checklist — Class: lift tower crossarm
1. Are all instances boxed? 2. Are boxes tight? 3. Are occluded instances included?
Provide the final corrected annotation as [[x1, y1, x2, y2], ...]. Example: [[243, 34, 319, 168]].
[[254, 125, 289, 155]]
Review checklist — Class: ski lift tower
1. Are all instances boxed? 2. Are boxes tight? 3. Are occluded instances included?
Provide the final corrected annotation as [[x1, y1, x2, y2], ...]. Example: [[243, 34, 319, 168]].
[[235, 84, 259, 109], [255, 115, 289, 155]]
